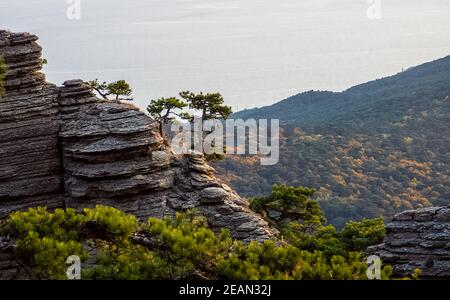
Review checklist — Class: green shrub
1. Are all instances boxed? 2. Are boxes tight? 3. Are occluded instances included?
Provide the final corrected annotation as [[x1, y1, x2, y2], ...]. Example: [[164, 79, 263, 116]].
[[83, 205, 138, 239], [6, 207, 87, 279], [340, 217, 386, 251], [0, 55, 6, 97], [250, 184, 325, 224], [3, 205, 393, 280], [250, 185, 386, 257]]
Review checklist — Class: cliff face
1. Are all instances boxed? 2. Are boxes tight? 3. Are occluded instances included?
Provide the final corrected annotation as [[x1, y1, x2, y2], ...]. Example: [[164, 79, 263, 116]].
[[370, 206, 450, 278], [0, 30, 277, 245], [0, 31, 63, 215], [3, 30, 450, 280]]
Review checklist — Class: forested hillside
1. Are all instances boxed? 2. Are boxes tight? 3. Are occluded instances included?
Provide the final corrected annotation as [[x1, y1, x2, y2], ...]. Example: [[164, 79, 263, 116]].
[[215, 56, 450, 227]]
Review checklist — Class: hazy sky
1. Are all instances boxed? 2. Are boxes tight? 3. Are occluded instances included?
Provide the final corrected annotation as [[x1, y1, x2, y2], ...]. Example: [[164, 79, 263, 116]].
[[1, 0, 450, 110]]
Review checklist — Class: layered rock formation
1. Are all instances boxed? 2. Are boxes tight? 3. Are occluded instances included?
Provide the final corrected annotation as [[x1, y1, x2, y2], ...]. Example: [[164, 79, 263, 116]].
[[0, 30, 277, 250], [370, 206, 450, 278], [0, 31, 63, 217], [4, 29, 450, 280]]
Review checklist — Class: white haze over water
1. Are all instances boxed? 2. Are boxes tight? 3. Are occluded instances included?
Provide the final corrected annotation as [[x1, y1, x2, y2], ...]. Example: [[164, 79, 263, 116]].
[[1, 0, 450, 111]]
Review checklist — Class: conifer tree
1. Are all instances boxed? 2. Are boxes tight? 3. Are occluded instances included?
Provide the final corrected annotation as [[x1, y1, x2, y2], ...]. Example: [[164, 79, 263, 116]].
[[147, 97, 190, 136], [88, 79, 133, 101]]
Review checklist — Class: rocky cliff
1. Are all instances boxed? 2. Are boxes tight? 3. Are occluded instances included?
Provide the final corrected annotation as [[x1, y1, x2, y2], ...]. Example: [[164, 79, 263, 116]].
[[0, 30, 277, 246], [369, 206, 450, 279], [3, 30, 450, 280]]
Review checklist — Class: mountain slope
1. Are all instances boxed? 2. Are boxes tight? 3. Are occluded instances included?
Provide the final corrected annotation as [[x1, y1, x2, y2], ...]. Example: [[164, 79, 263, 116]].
[[216, 56, 450, 227], [233, 56, 450, 130]]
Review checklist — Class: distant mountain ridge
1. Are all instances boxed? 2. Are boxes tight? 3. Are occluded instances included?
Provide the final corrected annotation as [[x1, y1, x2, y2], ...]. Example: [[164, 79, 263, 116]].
[[233, 55, 450, 131], [216, 56, 450, 227]]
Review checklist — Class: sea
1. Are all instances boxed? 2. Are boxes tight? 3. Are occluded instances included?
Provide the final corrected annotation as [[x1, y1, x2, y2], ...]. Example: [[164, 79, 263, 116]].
[[1, 0, 450, 110]]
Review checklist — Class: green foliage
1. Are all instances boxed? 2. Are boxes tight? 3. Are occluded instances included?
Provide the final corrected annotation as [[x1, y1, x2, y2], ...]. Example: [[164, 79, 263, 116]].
[[340, 217, 386, 251], [86, 212, 234, 280], [147, 91, 232, 125], [411, 268, 422, 280], [281, 218, 386, 258], [250, 184, 325, 224], [282, 221, 346, 258], [4, 206, 137, 279], [147, 97, 190, 135], [108, 80, 133, 100], [82, 205, 138, 240], [249, 185, 386, 259], [2, 205, 395, 280], [83, 210, 381, 280], [88, 79, 133, 101], [7, 207, 85, 243], [82, 246, 158, 280], [147, 91, 232, 161], [0, 55, 6, 97], [147, 97, 189, 120], [179, 91, 232, 120], [204, 152, 226, 163], [6, 207, 87, 279], [217, 240, 391, 280]]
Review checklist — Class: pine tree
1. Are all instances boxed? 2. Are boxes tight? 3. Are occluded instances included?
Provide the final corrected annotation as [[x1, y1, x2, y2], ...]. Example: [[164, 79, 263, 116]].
[[88, 79, 133, 101], [147, 97, 190, 136]]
